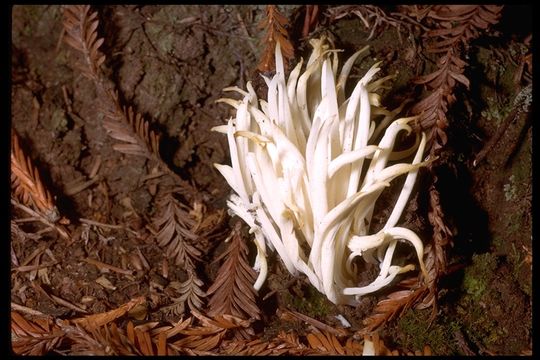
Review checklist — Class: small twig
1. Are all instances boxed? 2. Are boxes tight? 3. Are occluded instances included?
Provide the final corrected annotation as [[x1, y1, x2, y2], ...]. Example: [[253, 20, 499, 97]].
[[50, 294, 88, 314], [11, 242, 20, 267], [140, 170, 167, 183], [79, 217, 139, 236], [20, 242, 49, 267], [279, 309, 348, 337], [14, 262, 58, 273], [31, 96, 40, 130], [11, 199, 69, 239], [235, 10, 258, 57], [136, 247, 151, 270], [11, 302, 49, 317], [473, 84, 531, 167], [473, 107, 518, 167], [302, 5, 319, 38], [44, 248, 58, 263], [84, 257, 134, 276], [390, 11, 430, 32], [88, 155, 102, 179], [61, 85, 85, 127], [64, 176, 100, 196]]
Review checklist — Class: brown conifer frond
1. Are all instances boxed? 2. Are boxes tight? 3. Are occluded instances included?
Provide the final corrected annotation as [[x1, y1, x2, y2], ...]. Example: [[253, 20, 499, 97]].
[[306, 331, 347, 355], [360, 277, 427, 335], [61, 320, 180, 355], [220, 337, 287, 355], [409, 5, 503, 152], [71, 296, 146, 330], [257, 5, 294, 72], [153, 191, 208, 314], [63, 6, 188, 188], [274, 330, 312, 354], [11, 129, 59, 223], [170, 312, 252, 353], [62, 5, 105, 81], [11, 311, 65, 355], [405, 5, 503, 318], [206, 221, 261, 321], [101, 94, 161, 160], [417, 183, 453, 310], [62, 322, 129, 355], [154, 192, 200, 268], [179, 270, 206, 311]]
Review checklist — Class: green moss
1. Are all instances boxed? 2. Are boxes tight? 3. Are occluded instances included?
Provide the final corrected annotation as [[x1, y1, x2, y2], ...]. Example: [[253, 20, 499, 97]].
[[282, 285, 333, 319], [457, 299, 501, 351], [456, 252, 527, 353], [504, 212, 524, 241], [397, 309, 460, 355], [461, 253, 497, 300]]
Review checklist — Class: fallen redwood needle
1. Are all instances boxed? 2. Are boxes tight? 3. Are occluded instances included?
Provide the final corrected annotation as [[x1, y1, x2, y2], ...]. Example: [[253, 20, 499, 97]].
[[84, 257, 134, 276]]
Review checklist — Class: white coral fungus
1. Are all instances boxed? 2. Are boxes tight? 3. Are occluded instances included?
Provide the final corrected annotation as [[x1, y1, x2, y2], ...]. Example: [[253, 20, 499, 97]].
[[213, 37, 429, 305]]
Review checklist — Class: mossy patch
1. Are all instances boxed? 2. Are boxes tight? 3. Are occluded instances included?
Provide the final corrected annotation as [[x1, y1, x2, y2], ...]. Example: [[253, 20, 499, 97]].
[[455, 254, 529, 354], [461, 253, 497, 300], [396, 309, 460, 355], [282, 284, 333, 320]]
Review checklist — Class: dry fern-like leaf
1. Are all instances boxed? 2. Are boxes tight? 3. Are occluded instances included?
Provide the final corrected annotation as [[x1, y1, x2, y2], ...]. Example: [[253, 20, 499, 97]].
[[257, 5, 294, 72], [125, 322, 176, 355], [169, 269, 206, 314], [63, 5, 190, 189], [11, 129, 59, 223], [409, 5, 503, 152], [71, 296, 146, 330], [154, 192, 200, 268], [153, 191, 207, 314], [63, 5, 105, 81], [206, 221, 261, 321], [403, 5, 503, 320], [100, 93, 161, 159], [62, 322, 131, 355], [62, 320, 178, 355], [11, 312, 65, 355], [360, 277, 427, 335], [170, 312, 252, 353], [220, 337, 286, 355], [306, 331, 347, 355], [416, 183, 453, 310]]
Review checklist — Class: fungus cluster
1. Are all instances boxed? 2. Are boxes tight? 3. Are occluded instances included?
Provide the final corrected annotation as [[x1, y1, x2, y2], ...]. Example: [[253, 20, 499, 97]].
[[213, 37, 429, 305]]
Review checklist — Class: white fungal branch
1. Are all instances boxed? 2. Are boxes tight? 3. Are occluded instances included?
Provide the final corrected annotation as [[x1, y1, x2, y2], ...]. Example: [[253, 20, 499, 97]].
[[213, 37, 429, 305]]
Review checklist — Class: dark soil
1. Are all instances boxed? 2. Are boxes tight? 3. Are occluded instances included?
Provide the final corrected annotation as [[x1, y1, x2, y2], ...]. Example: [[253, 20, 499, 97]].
[[10, 5, 532, 355]]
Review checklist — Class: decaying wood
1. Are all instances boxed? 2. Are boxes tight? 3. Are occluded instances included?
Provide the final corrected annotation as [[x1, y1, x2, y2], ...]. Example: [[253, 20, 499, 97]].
[[257, 5, 294, 72], [206, 221, 261, 321]]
